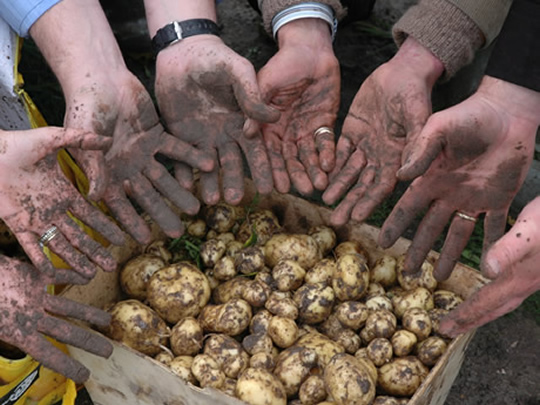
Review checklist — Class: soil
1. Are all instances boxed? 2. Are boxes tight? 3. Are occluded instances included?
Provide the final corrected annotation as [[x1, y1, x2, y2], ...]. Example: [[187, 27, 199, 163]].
[[16, 0, 539, 404]]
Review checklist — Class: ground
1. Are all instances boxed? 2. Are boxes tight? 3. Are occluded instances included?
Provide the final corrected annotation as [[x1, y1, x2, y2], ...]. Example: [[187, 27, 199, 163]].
[[17, 0, 540, 404]]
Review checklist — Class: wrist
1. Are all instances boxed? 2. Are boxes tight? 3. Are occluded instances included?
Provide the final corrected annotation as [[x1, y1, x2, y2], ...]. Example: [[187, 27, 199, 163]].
[[390, 37, 444, 88], [277, 18, 333, 50], [272, 2, 337, 42]]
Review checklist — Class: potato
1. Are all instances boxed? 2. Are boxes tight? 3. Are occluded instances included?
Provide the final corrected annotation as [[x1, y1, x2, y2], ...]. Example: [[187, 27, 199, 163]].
[[360, 310, 397, 343], [249, 351, 276, 371], [366, 282, 386, 298], [264, 233, 322, 269], [335, 301, 369, 330], [365, 295, 393, 312], [392, 287, 434, 318], [204, 334, 250, 379], [170, 317, 203, 356], [212, 276, 249, 304], [147, 262, 211, 324], [237, 209, 281, 246], [299, 375, 327, 405], [274, 347, 318, 397], [268, 316, 299, 349], [107, 299, 169, 356], [265, 291, 299, 320], [304, 258, 336, 285], [318, 314, 345, 341], [226, 240, 244, 258], [243, 332, 274, 355], [200, 239, 227, 268], [242, 280, 270, 308], [206, 229, 219, 241], [324, 353, 376, 405], [334, 328, 362, 354], [205, 202, 238, 233], [396, 255, 437, 292], [272, 260, 306, 291], [294, 283, 335, 324], [391, 330, 417, 357], [250, 309, 273, 334], [333, 241, 369, 262], [428, 308, 451, 337], [416, 336, 448, 366], [354, 356, 378, 385], [199, 298, 252, 336], [402, 307, 432, 341], [191, 354, 226, 389], [433, 290, 463, 311], [144, 240, 172, 263], [169, 356, 196, 384], [186, 218, 207, 238], [235, 246, 266, 275], [120, 254, 166, 300], [216, 232, 236, 245], [213, 255, 237, 281], [296, 332, 345, 367], [220, 377, 238, 397], [373, 396, 408, 405], [332, 253, 370, 301], [236, 368, 287, 405], [377, 357, 429, 397], [367, 338, 393, 367], [204, 269, 221, 290], [308, 225, 337, 257], [154, 350, 174, 366], [370, 255, 397, 288]]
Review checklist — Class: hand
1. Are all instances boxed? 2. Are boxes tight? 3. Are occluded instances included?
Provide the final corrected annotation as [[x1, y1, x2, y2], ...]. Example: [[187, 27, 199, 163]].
[[439, 196, 540, 336], [379, 76, 540, 280], [0, 127, 124, 278], [99, 72, 214, 244], [323, 37, 443, 224], [155, 35, 279, 205], [257, 19, 340, 195], [0, 255, 113, 383]]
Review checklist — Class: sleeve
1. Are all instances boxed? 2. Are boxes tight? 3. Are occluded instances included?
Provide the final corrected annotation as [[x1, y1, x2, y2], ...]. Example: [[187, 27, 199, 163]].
[[258, 0, 348, 36], [485, 0, 540, 92], [392, 0, 484, 79], [0, 0, 61, 38]]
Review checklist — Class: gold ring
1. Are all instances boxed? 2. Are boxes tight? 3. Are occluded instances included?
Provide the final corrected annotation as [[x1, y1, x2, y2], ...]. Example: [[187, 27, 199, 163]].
[[39, 225, 60, 248], [456, 212, 477, 223], [313, 126, 335, 141]]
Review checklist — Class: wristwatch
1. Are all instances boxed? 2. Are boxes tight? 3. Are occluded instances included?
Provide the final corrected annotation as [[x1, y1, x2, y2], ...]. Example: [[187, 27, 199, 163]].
[[152, 19, 220, 53]]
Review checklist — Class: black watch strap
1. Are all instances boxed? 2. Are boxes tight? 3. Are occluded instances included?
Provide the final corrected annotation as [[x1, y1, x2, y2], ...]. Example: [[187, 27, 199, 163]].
[[152, 19, 220, 53]]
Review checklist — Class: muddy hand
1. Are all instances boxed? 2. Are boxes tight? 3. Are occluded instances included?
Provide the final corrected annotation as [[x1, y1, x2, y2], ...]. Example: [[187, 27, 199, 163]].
[[155, 35, 279, 206], [0, 255, 113, 384], [323, 37, 443, 225], [439, 196, 540, 336], [0, 127, 124, 278], [257, 19, 339, 196], [379, 76, 540, 281], [102, 74, 214, 245]]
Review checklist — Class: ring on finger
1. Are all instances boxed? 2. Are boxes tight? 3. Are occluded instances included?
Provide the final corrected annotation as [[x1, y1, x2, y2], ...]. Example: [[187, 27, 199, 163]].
[[455, 212, 478, 223], [39, 225, 60, 248], [314, 126, 335, 141]]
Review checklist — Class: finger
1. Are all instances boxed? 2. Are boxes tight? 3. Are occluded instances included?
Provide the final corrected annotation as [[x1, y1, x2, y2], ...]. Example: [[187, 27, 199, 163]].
[[174, 162, 195, 191], [285, 154, 313, 196], [13, 231, 56, 276], [217, 141, 244, 204], [55, 215, 117, 272], [199, 148, 221, 206], [434, 212, 477, 281], [144, 161, 201, 216], [11, 333, 91, 384], [314, 127, 336, 173], [403, 203, 454, 274], [332, 135, 355, 179], [241, 136, 274, 196], [323, 148, 366, 205], [298, 135, 328, 191], [51, 268, 93, 285], [481, 209, 508, 270], [45, 295, 112, 328], [102, 187, 152, 245], [264, 130, 290, 193], [45, 230, 98, 279], [350, 170, 397, 223], [127, 173, 184, 238], [68, 149, 109, 201], [159, 133, 214, 172], [243, 118, 261, 139], [38, 316, 113, 359], [330, 181, 370, 227]]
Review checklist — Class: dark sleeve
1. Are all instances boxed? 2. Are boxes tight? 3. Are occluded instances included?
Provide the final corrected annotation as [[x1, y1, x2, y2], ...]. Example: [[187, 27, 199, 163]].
[[485, 0, 540, 92]]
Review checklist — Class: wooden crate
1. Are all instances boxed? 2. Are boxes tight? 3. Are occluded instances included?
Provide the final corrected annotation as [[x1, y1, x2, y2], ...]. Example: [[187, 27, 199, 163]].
[[62, 183, 487, 405]]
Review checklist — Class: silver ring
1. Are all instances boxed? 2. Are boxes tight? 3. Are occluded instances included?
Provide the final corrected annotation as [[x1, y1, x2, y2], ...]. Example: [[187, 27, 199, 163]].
[[313, 126, 335, 141], [456, 212, 477, 223], [39, 226, 60, 248]]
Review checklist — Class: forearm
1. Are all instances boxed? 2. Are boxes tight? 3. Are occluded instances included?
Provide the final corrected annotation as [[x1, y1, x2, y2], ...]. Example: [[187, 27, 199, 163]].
[[277, 18, 333, 49], [143, 0, 217, 38], [29, 0, 126, 93]]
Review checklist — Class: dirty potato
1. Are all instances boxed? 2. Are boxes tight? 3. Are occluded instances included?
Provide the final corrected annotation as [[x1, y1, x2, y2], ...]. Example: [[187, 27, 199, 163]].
[[416, 336, 448, 366], [272, 260, 306, 291], [366, 338, 393, 367], [213, 255, 237, 281], [186, 218, 207, 238], [242, 279, 270, 308], [236, 367, 287, 405], [308, 225, 337, 257], [299, 375, 327, 405], [268, 316, 299, 349], [377, 357, 429, 397], [304, 258, 336, 285], [265, 291, 299, 320], [120, 254, 166, 300], [294, 283, 335, 324], [200, 239, 227, 268], [154, 350, 174, 366], [170, 317, 203, 356], [274, 347, 318, 397], [402, 307, 433, 341], [264, 233, 321, 269], [191, 354, 226, 389], [396, 256, 437, 292], [205, 202, 239, 233], [370, 255, 397, 288], [212, 276, 249, 304], [392, 287, 434, 318], [144, 240, 172, 263], [360, 310, 397, 343], [335, 301, 369, 330], [242, 332, 274, 355], [296, 332, 345, 367], [169, 356, 196, 385], [250, 309, 274, 334], [249, 351, 276, 371], [199, 298, 252, 336], [235, 246, 266, 275], [333, 253, 370, 301], [391, 330, 418, 357], [204, 334, 250, 379], [433, 290, 463, 311], [237, 209, 281, 246], [365, 295, 393, 312]]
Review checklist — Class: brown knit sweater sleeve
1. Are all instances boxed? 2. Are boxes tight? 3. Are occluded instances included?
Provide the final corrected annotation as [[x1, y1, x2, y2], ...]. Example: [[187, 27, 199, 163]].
[[259, 0, 348, 37], [393, 0, 484, 79]]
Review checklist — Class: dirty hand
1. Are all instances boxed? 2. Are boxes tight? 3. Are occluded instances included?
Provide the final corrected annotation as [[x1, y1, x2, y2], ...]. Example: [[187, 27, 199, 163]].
[[323, 37, 443, 224], [440, 196, 540, 336], [0, 127, 124, 278], [101, 72, 214, 244], [258, 19, 340, 195], [0, 254, 113, 384], [379, 76, 540, 280], [155, 35, 279, 205]]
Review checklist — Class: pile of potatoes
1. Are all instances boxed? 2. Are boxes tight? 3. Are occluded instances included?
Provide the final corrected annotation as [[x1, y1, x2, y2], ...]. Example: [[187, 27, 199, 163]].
[[105, 202, 464, 405]]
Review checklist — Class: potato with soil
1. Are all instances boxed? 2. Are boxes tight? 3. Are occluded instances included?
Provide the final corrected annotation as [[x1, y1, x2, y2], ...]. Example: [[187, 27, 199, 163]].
[[205, 202, 239, 233], [272, 260, 306, 291], [147, 262, 211, 324], [250, 309, 273, 334], [144, 240, 172, 263], [378, 357, 429, 397], [296, 332, 345, 367], [367, 338, 393, 367], [186, 218, 207, 238], [294, 283, 335, 324], [191, 354, 226, 389], [243, 332, 274, 356], [212, 276, 249, 304], [416, 336, 448, 366], [199, 298, 252, 336], [237, 209, 281, 246], [433, 290, 463, 311], [402, 307, 432, 341], [396, 256, 437, 292], [324, 353, 376, 405], [249, 351, 276, 371], [274, 346, 318, 397], [213, 255, 237, 281], [200, 239, 227, 268], [204, 334, 250, 378], [264, 233, 321, 269], [268, 316, 299, 349], [392, 287, 434, 318], [235, 246, 266, 275], [299, 375, 327, 405], [169, 356, 196, 384], [236, 367, 287, 405], [333, 240, 369, 261], [265, 291, 299, 319], [360, 309, 397, 343], [365, 295, 393, 312], [120, 254, 166, 300], [308, 225, 337, 257], [170, 317, 203, 356], [391, 330, 417, 357], [107, 299, 169, 356], [370, 255, 397, 288], [304, 258, 336, 285], [335, 301, 369, 330], [332, 253, 370, 301]]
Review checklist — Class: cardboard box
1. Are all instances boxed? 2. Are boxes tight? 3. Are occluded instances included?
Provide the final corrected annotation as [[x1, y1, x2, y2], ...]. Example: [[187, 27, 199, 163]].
[[62, 183, 487, 405]]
